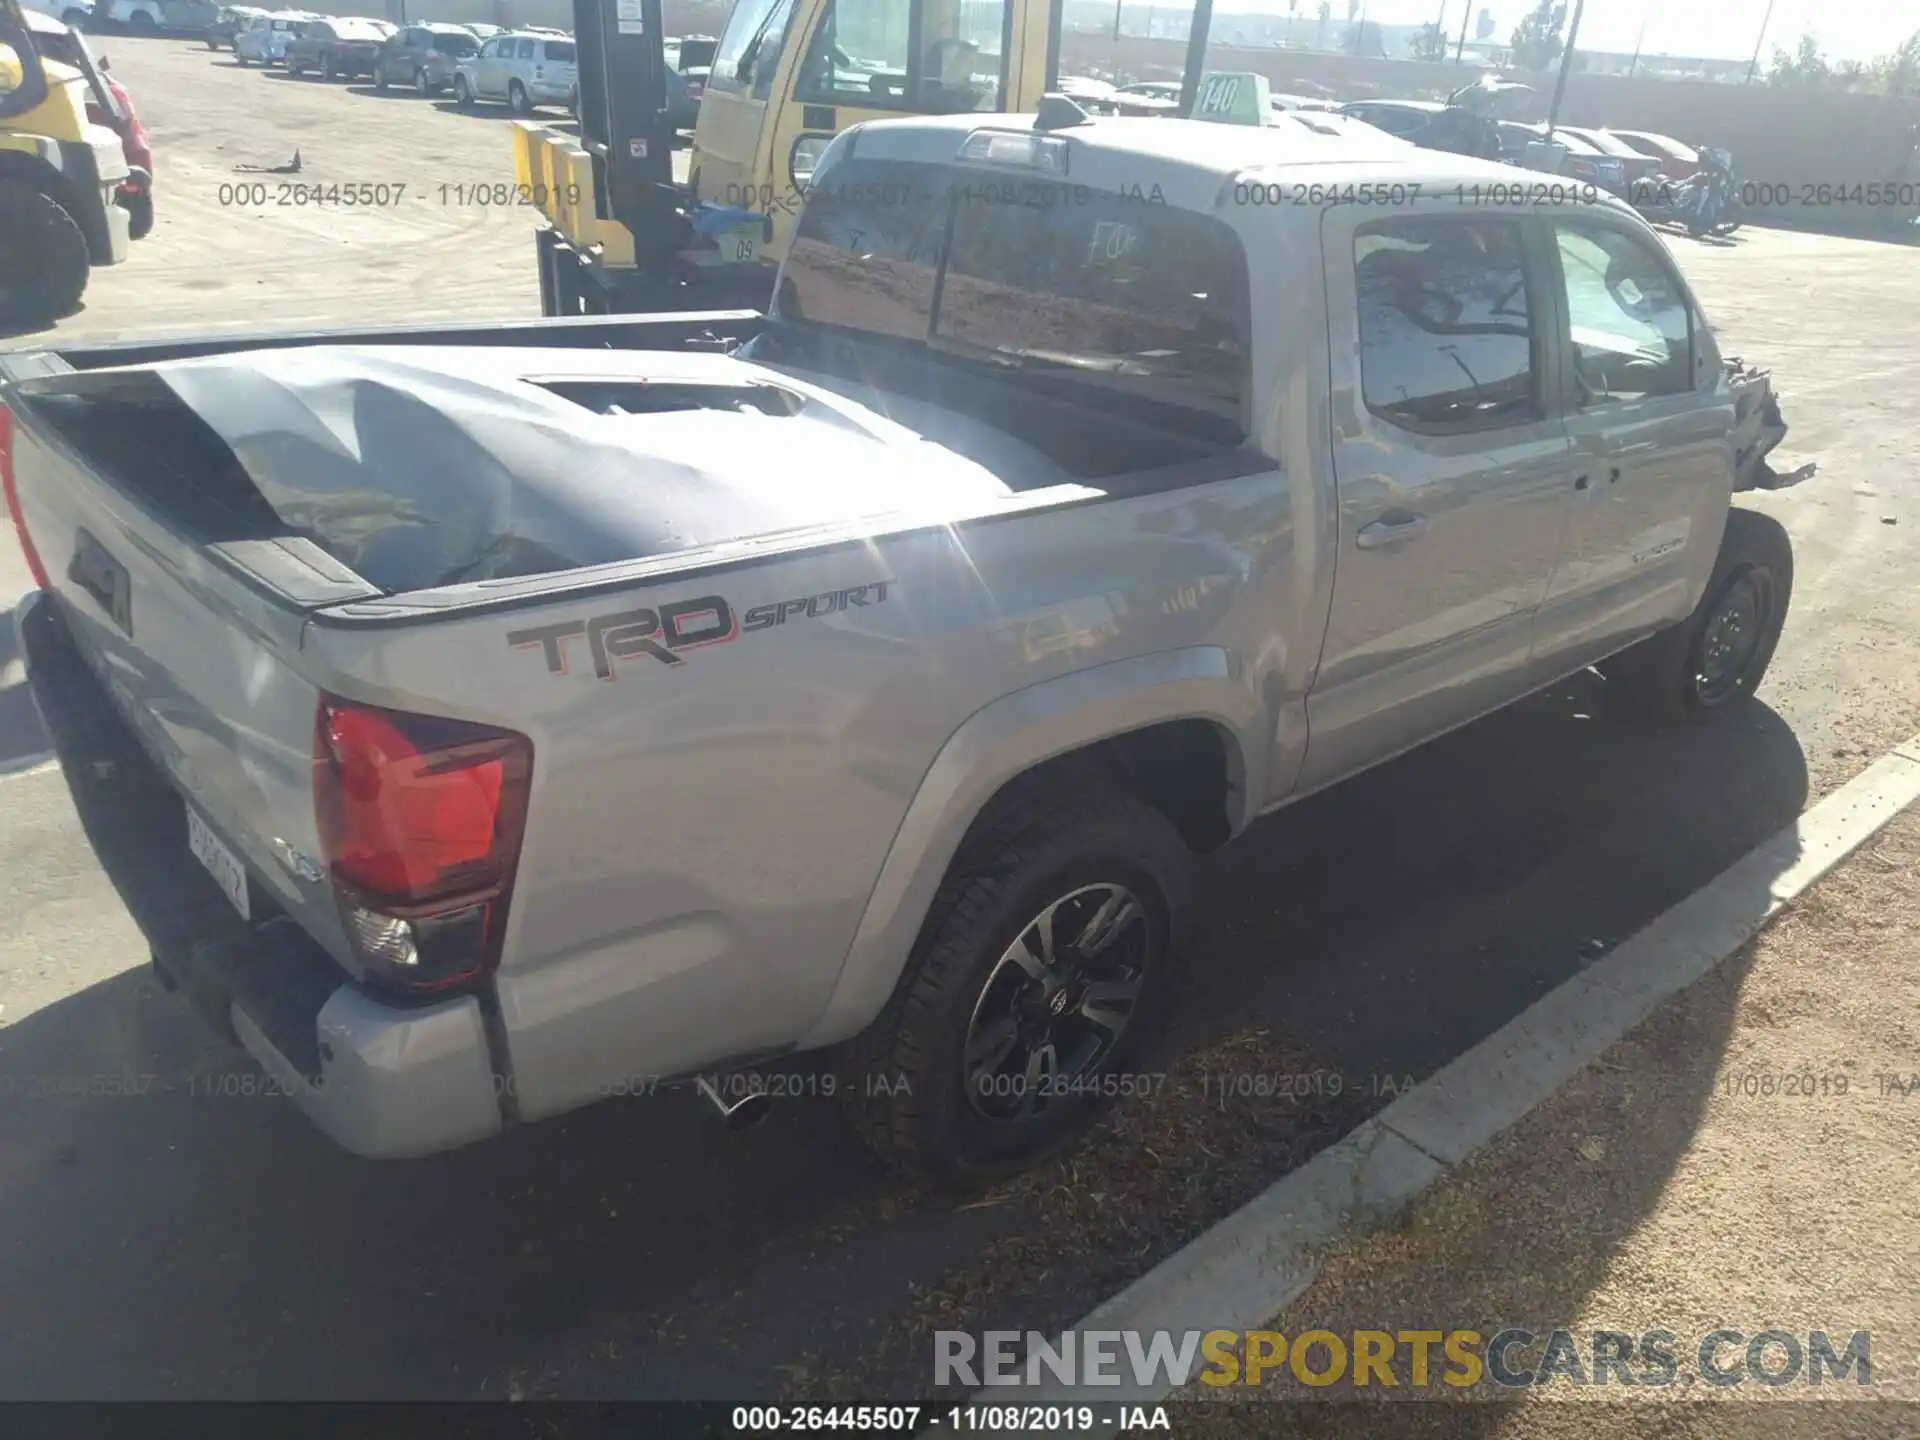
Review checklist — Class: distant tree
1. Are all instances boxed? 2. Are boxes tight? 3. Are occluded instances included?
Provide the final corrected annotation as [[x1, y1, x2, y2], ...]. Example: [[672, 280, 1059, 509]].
[[1767, 33, 1835, 87], [1287, 0, 1300, 45], [1509, 0, 1567, 71], [1875, 30, 1920, 96], [1316, 0, 1331, 48], [1411, 19, 1449, 60]]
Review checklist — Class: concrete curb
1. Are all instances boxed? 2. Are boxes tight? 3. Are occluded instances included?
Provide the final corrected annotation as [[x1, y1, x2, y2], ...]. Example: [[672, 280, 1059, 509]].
[[981, 736, 1920, 1410]]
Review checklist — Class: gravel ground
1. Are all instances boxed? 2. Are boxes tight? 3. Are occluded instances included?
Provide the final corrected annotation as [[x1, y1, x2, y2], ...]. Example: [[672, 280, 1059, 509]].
[[1177, 805, 1920, 1436]]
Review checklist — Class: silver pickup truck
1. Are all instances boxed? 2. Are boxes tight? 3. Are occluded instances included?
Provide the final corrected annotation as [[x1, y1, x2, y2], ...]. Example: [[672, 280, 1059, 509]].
[[1, 108, 1796, 1182]]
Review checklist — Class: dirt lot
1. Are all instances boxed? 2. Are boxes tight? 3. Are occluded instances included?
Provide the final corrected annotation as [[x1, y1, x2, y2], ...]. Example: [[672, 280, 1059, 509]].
[[1, 44, 1919, 1405], [17, 34, 685, 344], [1178, 805, 1920, 1437]]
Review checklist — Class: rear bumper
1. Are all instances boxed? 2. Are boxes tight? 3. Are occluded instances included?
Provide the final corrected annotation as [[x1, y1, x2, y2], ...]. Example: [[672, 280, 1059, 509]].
[[20, 593, 503, 1159]]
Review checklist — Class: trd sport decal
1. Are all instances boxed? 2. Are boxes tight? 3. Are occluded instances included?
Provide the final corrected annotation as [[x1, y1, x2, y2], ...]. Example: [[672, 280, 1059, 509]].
[[509, 580, 893, 681]]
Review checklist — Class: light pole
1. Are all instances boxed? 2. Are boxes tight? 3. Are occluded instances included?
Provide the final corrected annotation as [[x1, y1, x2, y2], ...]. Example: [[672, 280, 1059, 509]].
[[1112, 0, 1122, 43], [1454, 0, 1472, 63], [1627, 19, 1644, 78], [1545, 0, 1585, 134], [1745, 0, 1777, 83]]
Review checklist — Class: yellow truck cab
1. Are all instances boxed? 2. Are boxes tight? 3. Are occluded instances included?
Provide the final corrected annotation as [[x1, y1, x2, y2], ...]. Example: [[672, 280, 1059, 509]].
[[691, 0, 1057, 261], [0, 0, 132, 330], [525, 0, 1076, 314]]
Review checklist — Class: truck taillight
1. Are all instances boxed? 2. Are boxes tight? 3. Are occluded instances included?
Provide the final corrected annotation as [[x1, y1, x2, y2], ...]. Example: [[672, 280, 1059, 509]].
[[0, 406, 53, 593], [313, 696, 532, 995]]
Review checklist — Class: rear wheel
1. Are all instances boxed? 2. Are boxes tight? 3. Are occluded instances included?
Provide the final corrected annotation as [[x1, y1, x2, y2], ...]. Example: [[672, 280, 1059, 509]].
[[838, 787, 1193, 1185], [1602, 509, 1794, 722], [415, 67, 433, 96], [453, 73, 473, 107], [127, 9, 156, 33], [0, 179, 91, 331], [70, 8, 97, 27], [507, 79, 531, 115]]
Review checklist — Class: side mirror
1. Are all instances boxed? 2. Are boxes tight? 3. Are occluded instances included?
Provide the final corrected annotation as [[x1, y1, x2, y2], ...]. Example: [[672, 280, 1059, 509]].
[[99, 53, 111, 70]]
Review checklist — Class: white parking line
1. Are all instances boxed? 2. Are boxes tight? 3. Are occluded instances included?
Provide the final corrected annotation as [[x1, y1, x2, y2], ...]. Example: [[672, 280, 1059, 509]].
[[985, 733, 1920, 1412]]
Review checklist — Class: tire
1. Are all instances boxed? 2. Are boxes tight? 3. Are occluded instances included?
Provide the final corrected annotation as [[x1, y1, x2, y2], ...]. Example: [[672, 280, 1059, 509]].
[[837, 786, 1193, 1185], [1601, 508, 1794, 723], [120, 189, 154, 241], [127, 9, 156, 33], [285, 53, 301, 76], [415, 67, 433, 96], [235, 52, 249, 65], [69, 8, 96, 27], [508, 79, 531, 116], [454, 73, 473, 107], [0, 180, 91, 331]]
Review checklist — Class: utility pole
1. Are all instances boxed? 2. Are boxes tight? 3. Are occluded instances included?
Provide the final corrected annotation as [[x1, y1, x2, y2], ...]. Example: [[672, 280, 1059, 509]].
[[1745, 0, 1776, 83], [1112, 0, 1122, 43], [1627, 19, 1644, 78], [1454, 0, 1471, 63], [1545, 0, 1585, 134]]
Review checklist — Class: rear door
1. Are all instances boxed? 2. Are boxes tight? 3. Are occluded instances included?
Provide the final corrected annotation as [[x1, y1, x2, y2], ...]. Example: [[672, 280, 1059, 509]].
[[1527, 214, 1733, 681], [535, 37, 574, 102], [474, 35, 507, 95], [1299, 208, 1576, 791]]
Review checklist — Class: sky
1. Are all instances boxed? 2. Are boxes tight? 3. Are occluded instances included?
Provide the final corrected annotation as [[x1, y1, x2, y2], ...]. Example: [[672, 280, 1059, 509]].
[[1194, 0, 1917, 64]]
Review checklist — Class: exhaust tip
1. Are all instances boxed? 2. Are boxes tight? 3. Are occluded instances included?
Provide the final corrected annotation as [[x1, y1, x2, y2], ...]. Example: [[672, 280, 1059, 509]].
[[695, 1074, 775, 1132]]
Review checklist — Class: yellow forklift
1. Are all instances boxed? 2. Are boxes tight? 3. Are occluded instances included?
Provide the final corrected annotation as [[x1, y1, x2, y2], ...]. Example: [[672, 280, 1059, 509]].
[[0, 0, 131, 330], [523, 0, 1226, 314]]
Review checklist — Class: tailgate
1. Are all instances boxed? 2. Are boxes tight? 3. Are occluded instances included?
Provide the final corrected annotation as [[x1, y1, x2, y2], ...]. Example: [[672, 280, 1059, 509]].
[[2, 369, 378, 978]]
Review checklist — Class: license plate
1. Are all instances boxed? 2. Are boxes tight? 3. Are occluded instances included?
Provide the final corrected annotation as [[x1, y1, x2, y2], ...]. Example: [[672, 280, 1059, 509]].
[[187, 806, 251, 922], [722, 225, 761, 265]]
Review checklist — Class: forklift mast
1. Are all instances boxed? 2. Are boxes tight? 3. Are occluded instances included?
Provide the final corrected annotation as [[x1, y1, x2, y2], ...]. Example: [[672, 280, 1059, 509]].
[[572, 0, 686, 259]]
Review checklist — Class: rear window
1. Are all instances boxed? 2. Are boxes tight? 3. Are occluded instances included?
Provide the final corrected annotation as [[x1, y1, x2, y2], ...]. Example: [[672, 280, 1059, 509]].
[[776, 155, 1249, 441], [543, 40, 574, 61], [438, 31, 476, 54]]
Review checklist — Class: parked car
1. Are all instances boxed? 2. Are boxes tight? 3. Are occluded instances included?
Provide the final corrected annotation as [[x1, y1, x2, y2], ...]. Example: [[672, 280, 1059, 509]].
[[1498, 123, 1631, 195], [1608, 129, 1702, 181], [24, 8, 154, 237], [1, 112, 1797, 1180], [103, 0, 215, 33], [462, 20, 500, 39], [21, 0, 94, 29], [1554, 125, 1665, 190], [283, 14, 387, 79], [1338, 98, 1500, 159], [232, 8, 311, 63], [372, 21, 478, 95], [451, 29, 575, 115], [666, 31, 713, 116], [203, 2, 265, 47]]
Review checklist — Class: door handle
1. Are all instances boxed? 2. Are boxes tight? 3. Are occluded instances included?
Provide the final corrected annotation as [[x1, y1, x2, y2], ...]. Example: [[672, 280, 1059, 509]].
[[1355, 512, 1429, 549]]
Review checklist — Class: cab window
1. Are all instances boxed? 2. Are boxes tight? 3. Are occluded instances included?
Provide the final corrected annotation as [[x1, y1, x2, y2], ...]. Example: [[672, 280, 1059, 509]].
[[1552, 222, 1694, 403], [795, 0, 1008, 113], [747, 0, 797, 99], [710, 0, 786, 90], [1355, 217, 1540, 433]]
